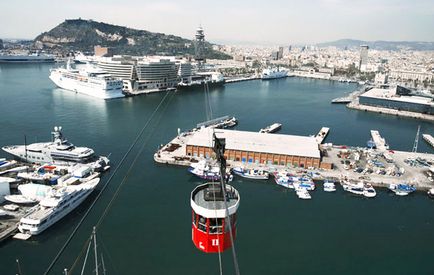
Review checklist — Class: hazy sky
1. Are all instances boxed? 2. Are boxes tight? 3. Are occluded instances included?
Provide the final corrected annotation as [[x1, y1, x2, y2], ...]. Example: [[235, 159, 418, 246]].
[[2, 0, 434, 44]]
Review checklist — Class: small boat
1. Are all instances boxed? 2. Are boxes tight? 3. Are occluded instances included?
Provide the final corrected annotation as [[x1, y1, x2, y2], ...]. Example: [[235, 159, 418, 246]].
[[295, 188, 311, 200], [389, 183, 416, 196], [275, 176, 294, 189], [0, 166, 29, 175], [3, 204, 19, 211], [342, 181, 364, 196], [4, 195, 37, 204], [259, 123, 282, 134], [0, 209, 9, 217], [323, 180, 336, 192], [293, 180, 315, 191], [232, 167, 269, 180], [188, 161, 233, 182], [363, 183, 376, 198], [427, 188, 434, 198]]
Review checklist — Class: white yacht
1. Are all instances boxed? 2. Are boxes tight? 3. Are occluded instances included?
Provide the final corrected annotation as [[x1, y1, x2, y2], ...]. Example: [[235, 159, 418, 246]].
[[18, 178, 100, 235], [261, 68, 287, 80], [2, 126, 109, 171], [323, 180, 336, 192], [49, 60, 124, 99], [295, 187, 311, 200], [232, 167, 269, 180]]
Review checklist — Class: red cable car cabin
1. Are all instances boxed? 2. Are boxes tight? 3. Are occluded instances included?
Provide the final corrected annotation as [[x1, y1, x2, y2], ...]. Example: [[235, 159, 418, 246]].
[[191, 182, 240, 253]]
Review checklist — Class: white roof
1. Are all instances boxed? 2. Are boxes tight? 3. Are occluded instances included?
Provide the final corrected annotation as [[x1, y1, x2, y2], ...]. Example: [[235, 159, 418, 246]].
[[362, 88, 434, 105], [186, 128, 320, 159]]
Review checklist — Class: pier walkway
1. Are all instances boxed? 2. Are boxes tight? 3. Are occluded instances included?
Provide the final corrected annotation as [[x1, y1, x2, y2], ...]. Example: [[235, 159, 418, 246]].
[[315, 127, 329, 144]]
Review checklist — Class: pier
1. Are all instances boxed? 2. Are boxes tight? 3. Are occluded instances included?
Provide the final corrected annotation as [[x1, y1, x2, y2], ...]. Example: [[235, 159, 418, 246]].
[[331, 89, 365, 104], [370, 130, 389, 151], [315, 127, 330, 144], [423, 134, 434, 149], [154, 126, 434, 191]]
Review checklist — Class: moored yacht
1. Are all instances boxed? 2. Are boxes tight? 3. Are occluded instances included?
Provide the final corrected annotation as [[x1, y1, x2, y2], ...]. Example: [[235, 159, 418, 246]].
[[18, 178, 100, 235], [389, 183, 416, 196], [2, 126, 109, 171], [232, 167, 269, 180], [323, 180, 336, 192]]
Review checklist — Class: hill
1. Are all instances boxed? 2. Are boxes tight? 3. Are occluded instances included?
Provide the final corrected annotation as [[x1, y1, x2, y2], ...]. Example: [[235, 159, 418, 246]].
[[316, 39, 434, 51], [34, 19, 231, 59]]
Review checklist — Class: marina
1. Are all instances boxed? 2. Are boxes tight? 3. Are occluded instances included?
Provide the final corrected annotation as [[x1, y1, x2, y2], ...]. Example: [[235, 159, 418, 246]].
[[1, 64, 434, 274], [155, 125, 434, 191]]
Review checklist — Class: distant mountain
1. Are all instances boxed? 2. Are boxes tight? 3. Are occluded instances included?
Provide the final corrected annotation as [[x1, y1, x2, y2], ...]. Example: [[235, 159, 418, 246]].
[[316, 39, 434, 51], [34, 19, 231, 59]]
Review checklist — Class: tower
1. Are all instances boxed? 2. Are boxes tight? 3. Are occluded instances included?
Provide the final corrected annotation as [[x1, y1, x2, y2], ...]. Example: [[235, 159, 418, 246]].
[[194, 26, 206, 68], [359, 45, 369, 71]]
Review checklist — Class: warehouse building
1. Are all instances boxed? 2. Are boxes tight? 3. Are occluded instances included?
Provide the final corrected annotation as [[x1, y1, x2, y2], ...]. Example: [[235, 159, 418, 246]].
[[359, 86, 434, 114], [185, 128, 332, 169]]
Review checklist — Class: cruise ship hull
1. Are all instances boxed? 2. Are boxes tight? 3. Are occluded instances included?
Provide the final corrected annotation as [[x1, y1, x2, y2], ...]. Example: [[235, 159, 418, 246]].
[[49, 71, 125, 100]]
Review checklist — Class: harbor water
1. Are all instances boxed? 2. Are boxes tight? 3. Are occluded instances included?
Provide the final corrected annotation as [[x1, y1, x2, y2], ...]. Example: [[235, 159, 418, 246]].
[[0, 63, 433, 274]]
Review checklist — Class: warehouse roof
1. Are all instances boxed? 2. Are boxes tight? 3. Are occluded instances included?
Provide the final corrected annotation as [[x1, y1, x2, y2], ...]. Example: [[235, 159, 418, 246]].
[[186, 128, 321, 159]]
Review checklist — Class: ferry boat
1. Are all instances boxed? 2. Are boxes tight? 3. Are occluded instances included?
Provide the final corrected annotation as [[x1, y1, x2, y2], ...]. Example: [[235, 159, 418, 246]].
[[232, 167, 269, 180], [2, 126, 109, 171], [0, 52, 55, 63], [261, 68, 287, 80], [49, 60, 125, 99], [18, 178, 100, 235], [259, 123, 282, 134]]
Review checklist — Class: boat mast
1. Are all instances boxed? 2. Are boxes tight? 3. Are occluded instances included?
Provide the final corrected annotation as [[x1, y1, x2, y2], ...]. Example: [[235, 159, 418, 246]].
[[93, 226, 99, 275], [24, 135, 27, 162]]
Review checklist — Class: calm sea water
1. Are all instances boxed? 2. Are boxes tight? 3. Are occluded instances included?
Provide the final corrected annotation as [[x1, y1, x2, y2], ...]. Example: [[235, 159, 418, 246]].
[[0, 63, 433, 275]]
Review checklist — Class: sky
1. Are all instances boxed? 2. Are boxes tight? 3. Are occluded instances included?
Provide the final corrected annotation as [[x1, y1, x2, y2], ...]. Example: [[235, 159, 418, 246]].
[[1, 0, 434, 45]]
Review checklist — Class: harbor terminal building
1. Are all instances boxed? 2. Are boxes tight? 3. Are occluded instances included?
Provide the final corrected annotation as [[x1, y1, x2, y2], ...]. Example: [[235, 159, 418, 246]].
[[97, 55, 178, 94], [358, 86, 434, 114], [185, 128, 333, 169]]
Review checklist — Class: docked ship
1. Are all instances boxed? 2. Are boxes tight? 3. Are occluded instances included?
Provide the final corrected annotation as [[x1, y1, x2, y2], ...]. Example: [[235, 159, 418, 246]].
[[177, 72, 225, 89], [259, 123, 282, 133], [18, 178, 100, 235], [2, 126, 109, 171], [261, 68, 287, 80], [0, 52, 55, 63], [49, 60, 125, 99]]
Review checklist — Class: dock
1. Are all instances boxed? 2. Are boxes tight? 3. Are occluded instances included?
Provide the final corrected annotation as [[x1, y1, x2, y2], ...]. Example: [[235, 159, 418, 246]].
[[331, 89, 365, 104], [370, 130, 389, 151], [225, 76, 259, 83], [423, 134, 434, 149], [315, 127, 330, 144], [154, 125, 434, 191], [196, 116, 237, 129]]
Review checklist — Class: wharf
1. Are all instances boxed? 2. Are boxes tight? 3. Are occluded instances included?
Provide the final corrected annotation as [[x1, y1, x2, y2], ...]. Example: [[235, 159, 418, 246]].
[[347, 102, 434, 122], [370, 130, 388, 151], [0, 205, 36, 242], [124, 87, 176, 96], [331, 89, 365, 104], [423, 134, 434, 149], [225, 76, 259, 83], [315, 127, 330, 144], [154, 128, 434, 191]]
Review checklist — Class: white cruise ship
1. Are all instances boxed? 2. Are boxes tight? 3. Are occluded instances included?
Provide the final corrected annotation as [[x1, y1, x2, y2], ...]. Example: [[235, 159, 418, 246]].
[[261, 67, 288, 80], [2, 126, 109, 171], [49, 60, 124, 99], [18, 178, 100, 235]]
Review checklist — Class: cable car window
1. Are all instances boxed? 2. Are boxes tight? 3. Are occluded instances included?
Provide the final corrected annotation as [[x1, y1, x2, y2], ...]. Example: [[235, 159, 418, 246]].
[[198, 215, 206, 232]]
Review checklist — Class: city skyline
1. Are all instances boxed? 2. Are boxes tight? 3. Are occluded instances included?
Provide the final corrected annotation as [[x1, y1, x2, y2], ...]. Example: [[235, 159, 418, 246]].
[[1, 0, 434, 44]]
